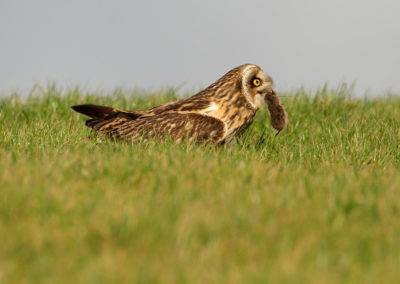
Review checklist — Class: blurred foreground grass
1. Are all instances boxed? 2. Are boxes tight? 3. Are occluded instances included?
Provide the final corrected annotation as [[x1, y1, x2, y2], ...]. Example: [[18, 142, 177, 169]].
[[1, 84, 400, 283]]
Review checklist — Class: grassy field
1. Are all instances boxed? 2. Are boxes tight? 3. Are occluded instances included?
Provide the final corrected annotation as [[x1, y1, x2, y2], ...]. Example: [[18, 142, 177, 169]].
[[1, 84, 400, 283]]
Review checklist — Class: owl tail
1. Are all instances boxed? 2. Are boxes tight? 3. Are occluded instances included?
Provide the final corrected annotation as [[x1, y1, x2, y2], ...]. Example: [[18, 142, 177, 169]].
[[71, 104, 143, 129], [71, 104, 142, 119]]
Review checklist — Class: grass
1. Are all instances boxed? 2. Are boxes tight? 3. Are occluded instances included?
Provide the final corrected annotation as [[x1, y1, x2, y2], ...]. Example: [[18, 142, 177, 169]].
[[1, 84, 400, 283]]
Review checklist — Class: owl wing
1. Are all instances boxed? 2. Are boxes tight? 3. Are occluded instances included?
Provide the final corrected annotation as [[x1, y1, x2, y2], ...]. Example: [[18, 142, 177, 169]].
[[88, 112, 227, 143], [72, 97, 216, 122]]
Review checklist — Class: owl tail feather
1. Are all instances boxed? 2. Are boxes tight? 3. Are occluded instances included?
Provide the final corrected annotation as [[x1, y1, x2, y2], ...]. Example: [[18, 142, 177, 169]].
[[71, 104, 143, 120], [72, 104, 144, 130]]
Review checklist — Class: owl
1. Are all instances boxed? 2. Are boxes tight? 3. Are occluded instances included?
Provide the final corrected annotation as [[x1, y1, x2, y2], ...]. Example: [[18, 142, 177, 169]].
[[72, 64, 288, 144]]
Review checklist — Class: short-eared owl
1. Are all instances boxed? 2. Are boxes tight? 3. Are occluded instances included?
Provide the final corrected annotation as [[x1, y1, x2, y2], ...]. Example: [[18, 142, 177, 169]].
[[72, 64, 288, 144]]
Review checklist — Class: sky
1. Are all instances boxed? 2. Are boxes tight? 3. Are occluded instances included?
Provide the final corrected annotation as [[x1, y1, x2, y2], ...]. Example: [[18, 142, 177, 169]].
[[1, 0, 399, 96]]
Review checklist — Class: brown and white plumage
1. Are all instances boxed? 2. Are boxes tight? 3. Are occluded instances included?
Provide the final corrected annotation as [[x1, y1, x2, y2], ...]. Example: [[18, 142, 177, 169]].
[[72, 64, 288, 144]]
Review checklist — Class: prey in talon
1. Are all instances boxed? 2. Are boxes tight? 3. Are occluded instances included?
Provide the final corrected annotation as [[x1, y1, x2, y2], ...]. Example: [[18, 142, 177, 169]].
[[72, 64, 288, 144]]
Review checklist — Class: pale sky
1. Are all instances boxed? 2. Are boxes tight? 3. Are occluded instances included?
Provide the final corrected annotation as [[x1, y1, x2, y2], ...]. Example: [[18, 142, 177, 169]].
[[1, 0, 399, 96]]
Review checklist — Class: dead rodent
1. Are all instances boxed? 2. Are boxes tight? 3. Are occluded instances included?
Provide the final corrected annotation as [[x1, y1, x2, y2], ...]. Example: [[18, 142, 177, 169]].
[[264, 90, 288, 132]]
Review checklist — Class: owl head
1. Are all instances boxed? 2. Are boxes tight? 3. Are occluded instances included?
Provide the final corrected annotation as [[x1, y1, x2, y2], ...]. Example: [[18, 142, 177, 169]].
[[238, 64, 274, 109], [205, 64, 275, 109]]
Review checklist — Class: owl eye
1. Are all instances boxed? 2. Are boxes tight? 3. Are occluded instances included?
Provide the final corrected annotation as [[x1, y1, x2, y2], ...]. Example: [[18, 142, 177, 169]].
[[252, 78, 261, 87]]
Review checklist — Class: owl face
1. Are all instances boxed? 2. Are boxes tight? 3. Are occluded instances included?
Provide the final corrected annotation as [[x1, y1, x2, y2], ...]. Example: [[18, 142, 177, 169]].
[[240, 64, 274, 109]]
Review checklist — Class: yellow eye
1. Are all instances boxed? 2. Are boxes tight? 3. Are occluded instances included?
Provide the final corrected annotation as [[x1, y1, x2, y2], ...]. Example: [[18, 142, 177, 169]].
[[252, 78, 261, 87]]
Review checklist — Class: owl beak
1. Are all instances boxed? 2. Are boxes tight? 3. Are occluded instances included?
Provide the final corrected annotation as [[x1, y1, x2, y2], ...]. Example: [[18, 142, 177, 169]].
[[263, 89, 277, 104], [262, 89, 276, 98]]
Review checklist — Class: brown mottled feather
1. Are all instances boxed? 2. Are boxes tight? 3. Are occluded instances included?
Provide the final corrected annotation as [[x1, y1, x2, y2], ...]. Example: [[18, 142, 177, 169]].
[[94, 113, 226, 143]]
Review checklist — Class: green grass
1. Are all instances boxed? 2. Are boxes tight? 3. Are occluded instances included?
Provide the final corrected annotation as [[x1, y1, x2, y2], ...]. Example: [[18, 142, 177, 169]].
[[1, 84, 400, 283]]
